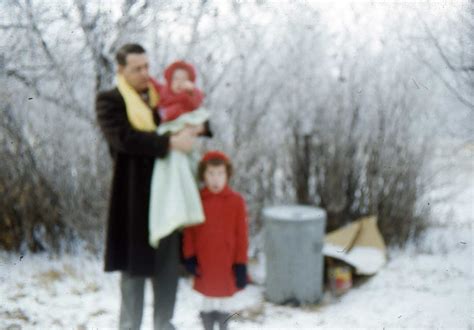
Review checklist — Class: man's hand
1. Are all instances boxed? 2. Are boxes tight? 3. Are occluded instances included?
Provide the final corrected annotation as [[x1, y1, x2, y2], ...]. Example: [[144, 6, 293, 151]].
[[185, 123, 205, 136], [170, 127, 196, 153]]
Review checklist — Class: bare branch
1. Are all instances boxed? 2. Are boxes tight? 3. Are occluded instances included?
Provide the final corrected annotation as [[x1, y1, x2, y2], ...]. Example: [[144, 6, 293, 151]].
[[0, 24, 28, 29], [415, 9, 474, 110], [6, 69, 95, 125], [184, 0, 208, 59]]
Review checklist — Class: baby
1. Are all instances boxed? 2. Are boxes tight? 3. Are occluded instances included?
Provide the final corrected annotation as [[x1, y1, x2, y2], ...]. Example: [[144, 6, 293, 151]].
[[148, 60, 211, 248], [157, 60, 204, 123]]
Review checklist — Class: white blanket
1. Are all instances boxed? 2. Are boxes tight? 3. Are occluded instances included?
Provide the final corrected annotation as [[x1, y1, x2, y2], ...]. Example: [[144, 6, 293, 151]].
[[149, 108, 210, 248]]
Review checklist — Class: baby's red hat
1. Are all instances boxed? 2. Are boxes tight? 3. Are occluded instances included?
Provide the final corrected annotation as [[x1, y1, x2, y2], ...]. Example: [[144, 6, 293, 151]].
[[164, 60, 197, 85], [201, 150, 230, 163]]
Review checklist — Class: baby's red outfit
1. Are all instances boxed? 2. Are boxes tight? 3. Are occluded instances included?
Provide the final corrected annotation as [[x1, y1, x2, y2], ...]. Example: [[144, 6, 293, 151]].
[[155, 60, 204, 122]]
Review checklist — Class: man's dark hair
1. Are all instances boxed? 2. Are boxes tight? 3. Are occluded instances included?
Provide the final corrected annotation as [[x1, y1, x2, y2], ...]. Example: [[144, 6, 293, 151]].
[[116, 44, 146, 66]]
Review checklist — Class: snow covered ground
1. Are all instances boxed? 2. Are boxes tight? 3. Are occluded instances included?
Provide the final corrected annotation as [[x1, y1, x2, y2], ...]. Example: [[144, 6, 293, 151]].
[[1, 145, 472, 329], [1, 224, 471, 329]]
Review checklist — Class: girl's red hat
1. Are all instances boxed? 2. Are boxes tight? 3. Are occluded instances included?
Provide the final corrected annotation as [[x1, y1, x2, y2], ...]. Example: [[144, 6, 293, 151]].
[[201, 150, 230, 163], [164, 60, 197, 85]]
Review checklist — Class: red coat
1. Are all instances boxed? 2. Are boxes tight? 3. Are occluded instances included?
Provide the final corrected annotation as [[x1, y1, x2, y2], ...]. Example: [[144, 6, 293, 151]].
[[183, 186, 249, 297], [149, 75, 204, 122], [158, 85, 204, 121]]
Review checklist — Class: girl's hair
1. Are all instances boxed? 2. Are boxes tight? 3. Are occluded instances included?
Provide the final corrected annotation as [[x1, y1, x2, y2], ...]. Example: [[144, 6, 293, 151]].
[[198, 158, 233, 182]]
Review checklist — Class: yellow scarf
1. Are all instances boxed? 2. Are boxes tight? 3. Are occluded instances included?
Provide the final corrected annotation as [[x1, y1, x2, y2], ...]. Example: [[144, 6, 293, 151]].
[[116, 74, 160, 132]]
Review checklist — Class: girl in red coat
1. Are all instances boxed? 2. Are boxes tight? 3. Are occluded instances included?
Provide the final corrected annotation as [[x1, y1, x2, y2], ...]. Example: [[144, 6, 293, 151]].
[[182, 151, 249, 330]]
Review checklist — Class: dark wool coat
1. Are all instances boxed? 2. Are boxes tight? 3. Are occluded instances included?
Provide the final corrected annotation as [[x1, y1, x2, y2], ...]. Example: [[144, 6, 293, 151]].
[[182, 186, 249, 297], [96, 87, 170, 276]]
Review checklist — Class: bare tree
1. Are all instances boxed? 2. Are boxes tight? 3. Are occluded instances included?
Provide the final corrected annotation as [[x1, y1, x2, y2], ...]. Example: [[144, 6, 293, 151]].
[[0, 94, 67, 252], [415, 3, 474, 110], [1, 0, 464, 252]]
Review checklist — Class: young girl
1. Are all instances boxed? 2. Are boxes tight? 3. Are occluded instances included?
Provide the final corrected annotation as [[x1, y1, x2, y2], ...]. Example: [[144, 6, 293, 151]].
[[148, 61, 211, 248], [182, 151, 249, 330]]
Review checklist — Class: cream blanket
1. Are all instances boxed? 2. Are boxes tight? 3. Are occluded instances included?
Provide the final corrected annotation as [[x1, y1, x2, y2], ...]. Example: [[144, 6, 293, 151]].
[[148, 108, 210, 248]]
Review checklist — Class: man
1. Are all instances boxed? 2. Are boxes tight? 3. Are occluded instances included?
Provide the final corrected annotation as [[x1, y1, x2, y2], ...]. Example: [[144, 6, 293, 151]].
[[95, 43, 211, 330]]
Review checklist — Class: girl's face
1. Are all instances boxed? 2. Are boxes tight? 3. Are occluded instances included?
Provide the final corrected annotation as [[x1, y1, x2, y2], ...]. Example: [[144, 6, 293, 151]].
[[204, 164, 228, 193], [171, 68, 190, 94]]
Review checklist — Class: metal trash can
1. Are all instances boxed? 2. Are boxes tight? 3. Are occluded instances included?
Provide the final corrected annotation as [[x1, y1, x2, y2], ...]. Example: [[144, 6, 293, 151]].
[[263, 205, 327, 304]]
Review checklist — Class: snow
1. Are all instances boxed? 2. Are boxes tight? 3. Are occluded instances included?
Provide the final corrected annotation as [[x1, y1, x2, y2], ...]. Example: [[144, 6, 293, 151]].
[[323, 244, 387, 275], [1, 226, 471, 328], [262, 205, 326, 222]]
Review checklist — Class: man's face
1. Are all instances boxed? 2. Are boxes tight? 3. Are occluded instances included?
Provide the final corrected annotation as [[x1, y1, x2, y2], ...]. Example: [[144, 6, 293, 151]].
[[171, 68, 190, 94], [119, 53, 150, 92], [204, 164, 228, 193]]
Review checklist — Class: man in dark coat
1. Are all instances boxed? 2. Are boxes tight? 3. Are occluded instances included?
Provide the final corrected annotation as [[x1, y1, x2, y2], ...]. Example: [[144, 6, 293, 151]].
[[96, 43, 210, 330]]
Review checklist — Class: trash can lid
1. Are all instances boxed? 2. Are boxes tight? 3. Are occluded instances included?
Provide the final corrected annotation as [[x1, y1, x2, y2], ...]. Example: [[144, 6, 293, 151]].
[[262, 205, 326, 222]]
